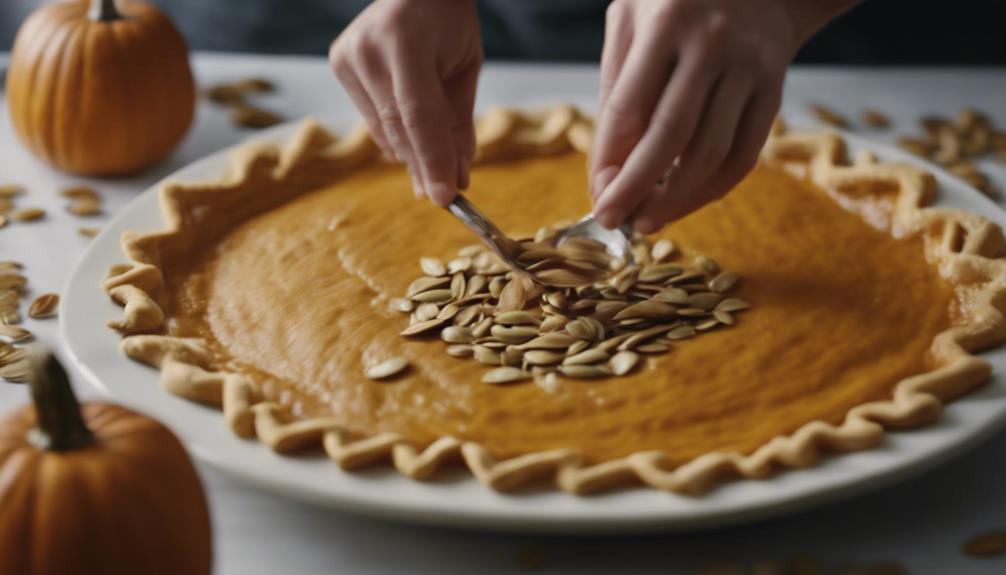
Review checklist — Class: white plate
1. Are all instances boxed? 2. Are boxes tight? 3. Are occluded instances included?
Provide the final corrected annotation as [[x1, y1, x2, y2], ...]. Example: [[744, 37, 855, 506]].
[[61, 119, 1006, 533]]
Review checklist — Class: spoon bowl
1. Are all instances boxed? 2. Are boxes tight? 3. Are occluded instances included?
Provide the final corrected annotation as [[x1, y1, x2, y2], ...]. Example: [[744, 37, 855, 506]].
[[448, 196, 635, 288]]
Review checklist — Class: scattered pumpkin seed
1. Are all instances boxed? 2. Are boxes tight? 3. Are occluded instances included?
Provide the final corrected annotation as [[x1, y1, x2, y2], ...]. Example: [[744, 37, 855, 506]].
[[0, 325, 32, 343], [609, 351, 640, 375], [231, 105, 282, 129], [963, 531, 1006, 557], [12, 207, 45, 222], [482, 366, 531, 385], [28, 293, 59, 319], [364, 357, 409, 380], [420, 257, 446, 276], [78, 226, 101, 238]]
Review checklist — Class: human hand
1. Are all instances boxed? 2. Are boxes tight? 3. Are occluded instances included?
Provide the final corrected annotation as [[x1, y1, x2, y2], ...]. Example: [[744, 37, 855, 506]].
[[329, 0, 482, 206], [590, 0, 832, 233]]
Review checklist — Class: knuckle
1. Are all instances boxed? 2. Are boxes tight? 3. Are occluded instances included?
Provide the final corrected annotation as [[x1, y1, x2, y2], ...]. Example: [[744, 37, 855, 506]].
[[603, 96, 647, 141]]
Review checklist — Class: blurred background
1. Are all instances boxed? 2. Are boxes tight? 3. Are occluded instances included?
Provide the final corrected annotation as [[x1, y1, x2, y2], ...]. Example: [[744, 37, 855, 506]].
[[1, 0, 1006, 64]]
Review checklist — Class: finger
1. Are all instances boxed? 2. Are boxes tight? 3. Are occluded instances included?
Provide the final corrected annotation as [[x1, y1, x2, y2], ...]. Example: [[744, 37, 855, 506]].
[[444, 57, 481, 190], [598, 1, 634, 120], [593, 45, 722, 229], [703, 81, 783, 196], [631, 68, 754, 233], [589, 31, 677, 202], [390, 58, 460, 207], [329, 42, 393, 159]]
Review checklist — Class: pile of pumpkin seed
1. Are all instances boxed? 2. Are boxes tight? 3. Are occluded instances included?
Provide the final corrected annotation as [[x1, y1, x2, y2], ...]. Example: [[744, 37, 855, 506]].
[[392, 224, 749, 390]]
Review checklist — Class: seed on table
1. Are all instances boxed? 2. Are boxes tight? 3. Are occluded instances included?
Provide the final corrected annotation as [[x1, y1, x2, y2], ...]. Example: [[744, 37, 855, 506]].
[[962, 531, 1006, 557], [28, 293, 60, 319], [420, 257, 446, 276], [651, 239, 675, 262], [494, 311, 538, 325], [686, 292, 721, 310], [717, 298, 750, 312], [666, 325, 697, 340], [637, 342, 669, 354], [609, 351, 640, 376], [410, 289, 453, 304], [406, 276, 450, 297], [0, 185, 23, 198], [12, 208, 45, 222], [78, 226, 101, 238], [713, 310, 734, 325], [860, 109, 891, 129], [231, 104, 282, 129], [518, 333, 578, 350], [414, 302, 440, 321], [810, 103, 849, 129], [482, 366, 531, 385], [0, 325, 32, 343], [473, 345, 501, 365], [0, 215, 7, 228], [234, 77, 275, 93], [364, 356, 409, 380]]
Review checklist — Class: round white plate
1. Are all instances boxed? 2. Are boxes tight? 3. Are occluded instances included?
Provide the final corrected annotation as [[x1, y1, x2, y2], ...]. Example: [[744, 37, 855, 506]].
[[61, 119, 1006, 533]]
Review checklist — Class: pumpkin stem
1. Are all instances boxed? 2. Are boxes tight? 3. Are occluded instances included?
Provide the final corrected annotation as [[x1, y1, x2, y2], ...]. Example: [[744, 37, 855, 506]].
[[88, 0, 122, 22], [25, 345, 95, 451]]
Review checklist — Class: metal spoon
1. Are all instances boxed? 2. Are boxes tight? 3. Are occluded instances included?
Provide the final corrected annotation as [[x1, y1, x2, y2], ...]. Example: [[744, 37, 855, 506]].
[[447, 195, 635, 287]]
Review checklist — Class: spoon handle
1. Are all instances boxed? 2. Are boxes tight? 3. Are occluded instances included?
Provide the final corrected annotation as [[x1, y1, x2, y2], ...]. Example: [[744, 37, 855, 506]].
[[447, 195, 521, 260]]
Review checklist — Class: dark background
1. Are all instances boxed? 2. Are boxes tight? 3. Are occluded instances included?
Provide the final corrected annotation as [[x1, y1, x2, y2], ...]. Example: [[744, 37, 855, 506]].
[[1, 0, 1005, 64]]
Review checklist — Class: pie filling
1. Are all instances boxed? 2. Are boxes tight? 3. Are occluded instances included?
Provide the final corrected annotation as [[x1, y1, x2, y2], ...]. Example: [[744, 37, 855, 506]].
[[164, 151, 954, 465]]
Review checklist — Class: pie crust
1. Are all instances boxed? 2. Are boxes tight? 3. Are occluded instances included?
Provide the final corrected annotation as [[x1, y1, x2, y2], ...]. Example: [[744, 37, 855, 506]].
[[104, 106, 1006, 494]]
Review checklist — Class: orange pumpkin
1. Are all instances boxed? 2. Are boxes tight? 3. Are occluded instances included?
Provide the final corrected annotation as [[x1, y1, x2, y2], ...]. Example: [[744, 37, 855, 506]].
[[0, 347, 212, 575], [5, 0, 196, 175]]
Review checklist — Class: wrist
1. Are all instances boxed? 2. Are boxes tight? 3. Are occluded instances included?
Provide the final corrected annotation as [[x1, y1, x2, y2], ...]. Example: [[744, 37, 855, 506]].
[[777, 0, 861, 48]]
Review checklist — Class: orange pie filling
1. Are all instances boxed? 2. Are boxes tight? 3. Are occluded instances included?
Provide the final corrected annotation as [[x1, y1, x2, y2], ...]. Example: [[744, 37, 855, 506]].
[[162, 151, 957, 465]]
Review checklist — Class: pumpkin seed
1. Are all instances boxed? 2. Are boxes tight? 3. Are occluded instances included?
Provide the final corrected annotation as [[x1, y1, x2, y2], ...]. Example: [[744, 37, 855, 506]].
[[708, 271, 739, 293], [413, 302, 438, 322], [0, 273, 27, 292], [447, 257, 472, 274], [717, 298, 750, 312], [0, 356, 29, 383], [450, 273, 466, 299], [453, 305, 481, 327], [500, 346, 525, 367], [560, 365, 611, 379], [563, 349, 609, 366], [539, 315, 568, 332], [420, 257, 446, 276], [527, 347, 567, 365], [518, 333, 578, 350], [963, 531, 1006, 557], [473, 345, 501, 365], [67, 198, 102, 216], [231, 105, 282, 129], [471, 316, 494, 338], [0, 185, 23, 198], [390, 297, 414, 313], [695, 255, 720, 274], [12, 208, 45, 222], [713, 310, 734, 325], [406, 276, 450, 297], [653, 287, 690, 305], [687, 292, 721, 310], [78, 226, 101, 238], [651, 239, 675, 262], [497, 278, 527, 311], [0, 325, 32, 343], [490, 324, 538, 345], [446, 344, 473, 358], [234, 77, 275, 93], [482, 366, 530, 384], [535, 371, 561, 394], [0, 262, 22, 271], [0, 215, 7, 228], [458, 244, 483, 257], [637, 342, 669, 354], [441, 326, 474, 344], [365, 357, 409, 380], [614, 300, 676, 321], [609, 351, 640, 375], [28, 293, 59, 319], [437, 303, 460, 321], [495, 310, 538, 325], [400, 317, 448, 336], [411, 289, 453, 304], [565, 339, 590, 356], [666, 325, 697, 340]]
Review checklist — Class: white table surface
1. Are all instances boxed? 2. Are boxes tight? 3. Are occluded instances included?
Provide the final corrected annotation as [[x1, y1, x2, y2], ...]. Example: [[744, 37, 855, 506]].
[[2, 52, 1006, 574]]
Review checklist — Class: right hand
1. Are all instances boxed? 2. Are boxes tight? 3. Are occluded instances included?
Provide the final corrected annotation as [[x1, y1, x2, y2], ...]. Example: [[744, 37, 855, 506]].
[[329, 0, 482, 206]]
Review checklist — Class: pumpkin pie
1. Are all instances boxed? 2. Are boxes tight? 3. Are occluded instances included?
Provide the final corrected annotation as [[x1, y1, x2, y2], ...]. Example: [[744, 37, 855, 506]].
[[104, 106, 1006, 494]]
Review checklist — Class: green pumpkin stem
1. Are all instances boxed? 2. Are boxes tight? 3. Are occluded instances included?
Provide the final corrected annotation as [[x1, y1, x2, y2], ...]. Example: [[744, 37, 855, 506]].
[[26, 346, 95, 451], [88, 0, 122, 22]]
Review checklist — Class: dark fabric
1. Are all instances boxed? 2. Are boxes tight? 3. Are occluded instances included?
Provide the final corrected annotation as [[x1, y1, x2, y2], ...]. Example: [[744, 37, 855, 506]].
[[147, 0, 1006, 64]]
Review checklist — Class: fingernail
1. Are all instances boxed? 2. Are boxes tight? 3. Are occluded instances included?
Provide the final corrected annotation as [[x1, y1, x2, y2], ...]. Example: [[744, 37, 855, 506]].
[[591, 165, 619, 203], [457, 157, 470, 190], [429, 182, 455, 207]]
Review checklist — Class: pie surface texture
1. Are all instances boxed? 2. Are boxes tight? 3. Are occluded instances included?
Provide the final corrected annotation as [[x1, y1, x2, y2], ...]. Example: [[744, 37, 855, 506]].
[[105, 107, 1006, 494]]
